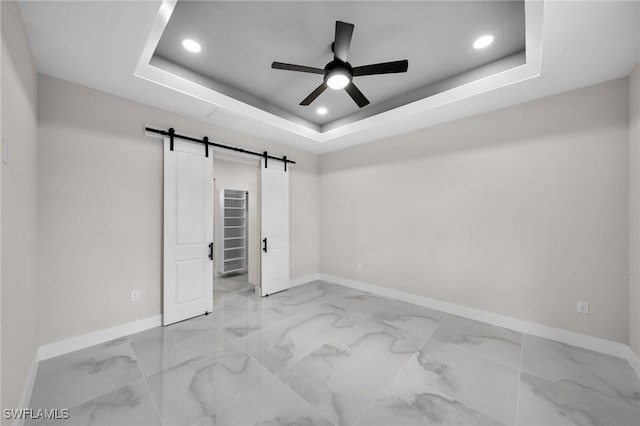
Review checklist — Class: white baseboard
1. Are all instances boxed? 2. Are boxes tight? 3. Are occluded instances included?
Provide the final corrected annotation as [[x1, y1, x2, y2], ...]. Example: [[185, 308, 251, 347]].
[[319, 273, 636, 369], [14, 352, 39, 426], [38, 315, 162, 361], [289, 273, 321, 289], [29, 272, 640, 383], [34, 274, 322, 362], [626, 346, 640, 378]]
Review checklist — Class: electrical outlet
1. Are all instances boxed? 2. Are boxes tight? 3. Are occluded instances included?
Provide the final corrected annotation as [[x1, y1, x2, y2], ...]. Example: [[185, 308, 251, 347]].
[[577, 301, 589, 314], [130, 290, 140, 302]]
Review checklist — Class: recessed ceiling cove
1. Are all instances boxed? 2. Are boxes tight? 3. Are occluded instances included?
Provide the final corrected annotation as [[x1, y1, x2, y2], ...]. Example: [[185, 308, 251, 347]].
[[150, 0, 525, 132]]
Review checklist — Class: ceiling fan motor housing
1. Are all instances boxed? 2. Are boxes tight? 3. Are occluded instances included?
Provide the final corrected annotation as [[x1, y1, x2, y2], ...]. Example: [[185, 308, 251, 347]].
[[324, 59, 353, 74]]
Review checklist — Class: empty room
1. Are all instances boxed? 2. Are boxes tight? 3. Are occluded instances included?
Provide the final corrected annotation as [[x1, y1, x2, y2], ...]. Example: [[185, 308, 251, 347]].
[[1, 0, 640, 425]]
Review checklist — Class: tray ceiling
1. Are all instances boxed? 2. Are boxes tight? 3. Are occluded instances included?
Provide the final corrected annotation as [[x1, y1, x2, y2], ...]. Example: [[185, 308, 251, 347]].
[[152, 1, 525, 130]]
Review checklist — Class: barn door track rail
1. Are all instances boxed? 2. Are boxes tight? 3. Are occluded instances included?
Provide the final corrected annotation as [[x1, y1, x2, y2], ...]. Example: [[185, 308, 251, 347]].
[[145, 126, 295, 171]]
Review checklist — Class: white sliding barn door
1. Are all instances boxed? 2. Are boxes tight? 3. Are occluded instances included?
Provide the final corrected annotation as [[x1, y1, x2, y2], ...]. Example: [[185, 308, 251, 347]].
[[260, 159, 290, 296], [163, 137, 213, 325]]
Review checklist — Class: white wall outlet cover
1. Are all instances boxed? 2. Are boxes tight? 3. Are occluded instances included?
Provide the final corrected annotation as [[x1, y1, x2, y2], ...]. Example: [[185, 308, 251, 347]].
[[577, 301, 589, 314], [130, 290, 141, 302]]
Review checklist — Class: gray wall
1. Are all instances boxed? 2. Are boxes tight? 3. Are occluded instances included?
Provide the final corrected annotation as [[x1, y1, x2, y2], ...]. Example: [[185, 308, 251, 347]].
[[37, 75, 320, 345], [630, 64, 640, 355], [320, 78, 630, 343], [1, 0, 39, 415]]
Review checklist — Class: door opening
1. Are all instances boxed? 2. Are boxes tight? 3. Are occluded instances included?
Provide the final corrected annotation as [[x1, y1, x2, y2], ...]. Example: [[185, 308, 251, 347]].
[[212, 155, 260, 298], [162, 143, 291, 325]]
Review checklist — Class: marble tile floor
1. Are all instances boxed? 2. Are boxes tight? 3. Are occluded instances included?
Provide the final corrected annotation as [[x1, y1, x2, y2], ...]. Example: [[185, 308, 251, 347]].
[[28, 280, 640, 426], [212, 273, 256, 297]]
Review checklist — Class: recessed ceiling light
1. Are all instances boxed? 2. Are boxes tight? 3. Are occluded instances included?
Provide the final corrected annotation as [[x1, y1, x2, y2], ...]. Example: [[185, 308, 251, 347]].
[[316, 107, 328, 115], [182, 39, 202, 53], [473, 35, 494, 49]]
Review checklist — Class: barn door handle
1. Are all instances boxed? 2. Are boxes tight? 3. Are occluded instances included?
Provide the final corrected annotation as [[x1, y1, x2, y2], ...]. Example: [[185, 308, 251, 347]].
[[262, 238, 268, 253], [208, 242, 213, 260]]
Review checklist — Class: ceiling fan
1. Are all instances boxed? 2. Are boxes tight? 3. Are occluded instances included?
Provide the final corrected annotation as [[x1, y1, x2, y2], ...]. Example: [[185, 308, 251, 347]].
[[271, 21, 409, 108]]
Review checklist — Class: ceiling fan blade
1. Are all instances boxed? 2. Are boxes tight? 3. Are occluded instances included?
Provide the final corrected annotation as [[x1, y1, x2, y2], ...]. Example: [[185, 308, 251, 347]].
[[333, 21, 354, 63], [272, 62, 325, 75], [352, 60, 409, 76], [345, 82, 369, 108], [300, 83, 328, 106]]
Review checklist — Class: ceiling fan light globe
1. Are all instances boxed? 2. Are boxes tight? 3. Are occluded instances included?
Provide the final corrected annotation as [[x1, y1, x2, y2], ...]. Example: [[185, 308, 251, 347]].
[[326, 72, 351, 90]]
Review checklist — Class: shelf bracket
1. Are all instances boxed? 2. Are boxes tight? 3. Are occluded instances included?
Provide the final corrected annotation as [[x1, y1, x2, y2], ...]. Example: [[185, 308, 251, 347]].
[[283, 155, 288, 172], [204, 136, 209, 158], [263, 151, 268, 168]]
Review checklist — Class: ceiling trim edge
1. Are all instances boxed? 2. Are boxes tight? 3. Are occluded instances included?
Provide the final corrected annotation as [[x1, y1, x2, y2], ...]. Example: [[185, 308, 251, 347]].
[[134, 0, 544, 145]]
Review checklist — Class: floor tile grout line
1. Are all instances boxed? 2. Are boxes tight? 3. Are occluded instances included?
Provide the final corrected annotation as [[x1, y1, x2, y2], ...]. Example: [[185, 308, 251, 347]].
[[519, 365, 640, 414], [29, 338, 146, 416], [518, 339, 640, 419], [268, 372, 339, 426], [274, 342, 354, 426], [390, 302, 524, 370], [144, 323, 259, 376], [418, 340, 516, 424], [231, 286, 365, 342], [340, 288, 531, 371], [514, 335, 525, 426], [350, 321, 446, 426], [425, 332, 522, 374], [235, 283, 455, 424], [138, 312, 287, 425], [125, 335, 165, 426], [211, 282, 363, 354], [133, 313, 271, 426], [29, 376, 143, 424], [353, 319, 513, 426], [429, 334, 523, 371], [342, 318, 444, 365], [221, 286, 348, 337], [187, 378, 265, 426], [237, 296, 380, 376], [523, 333, 634, 368], [207, 304, 341, 426], [232, 287, 396, 424], [259, 326, 335, 369], [186, 327, 331, 426]]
